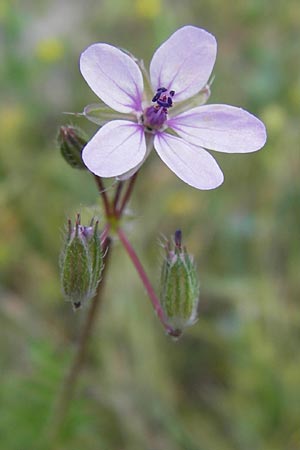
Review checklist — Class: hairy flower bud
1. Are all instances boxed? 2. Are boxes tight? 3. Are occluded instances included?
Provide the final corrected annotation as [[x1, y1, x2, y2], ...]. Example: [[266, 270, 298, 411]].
[[60, 214, 103, 309], [160, 230, 200, 334], [58, 125, 88, 169]]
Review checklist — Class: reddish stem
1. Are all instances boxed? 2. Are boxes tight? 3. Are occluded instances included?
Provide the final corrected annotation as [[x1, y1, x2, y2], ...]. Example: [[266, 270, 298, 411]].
[[113, 181, 124, 211], [117, 227, 174, 335], [116, 172, 138, 217]]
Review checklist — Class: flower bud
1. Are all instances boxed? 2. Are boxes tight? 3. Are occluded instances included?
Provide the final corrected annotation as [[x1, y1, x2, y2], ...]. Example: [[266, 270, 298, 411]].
[[160, 230, 200, 334], [60, 214, 103, 309], [58, 125, 87, 169]]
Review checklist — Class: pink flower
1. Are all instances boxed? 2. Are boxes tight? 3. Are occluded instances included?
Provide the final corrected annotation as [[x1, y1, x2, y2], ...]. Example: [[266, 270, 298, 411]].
[[80, 26, 266, 190]]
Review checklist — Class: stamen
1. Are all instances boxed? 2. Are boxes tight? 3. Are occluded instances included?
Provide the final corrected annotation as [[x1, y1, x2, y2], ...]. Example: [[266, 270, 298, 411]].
[[157, 99, 171, 108], [145, 88, 176, 130], [152, 87, 176, 110]]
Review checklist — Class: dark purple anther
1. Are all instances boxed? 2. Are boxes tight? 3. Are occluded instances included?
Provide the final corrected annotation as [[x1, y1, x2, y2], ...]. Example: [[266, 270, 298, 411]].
[[157, 99, 171, 107], [152, 87, 175, 109], [144, 87, 176, 130]]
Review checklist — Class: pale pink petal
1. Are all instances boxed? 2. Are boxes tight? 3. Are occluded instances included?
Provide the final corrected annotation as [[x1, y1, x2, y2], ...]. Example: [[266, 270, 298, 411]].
[[150, 26, 216, 103], [80, 44, 144, 114], [154, 133, 223, 190], [117, 134, 154, 180], [116, 162, 142, 181], [82, 120, 146, 177], [168, 104, 267, 153]]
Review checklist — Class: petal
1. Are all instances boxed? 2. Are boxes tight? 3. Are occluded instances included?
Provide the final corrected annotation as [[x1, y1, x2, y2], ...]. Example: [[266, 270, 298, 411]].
[[150, 26, 217, 103], [168, 104, 267, 153], [80, 43, 144, 114], [154, 133, 224, 190], [82, 121, 146, 177], [117, 134, 154, 180], [170, 84, 211, 117], [116, 162, 142, 181]]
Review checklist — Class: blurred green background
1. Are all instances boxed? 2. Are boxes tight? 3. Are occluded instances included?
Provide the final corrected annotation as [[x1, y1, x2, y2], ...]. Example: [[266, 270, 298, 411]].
[[1, 0, 300, 449]]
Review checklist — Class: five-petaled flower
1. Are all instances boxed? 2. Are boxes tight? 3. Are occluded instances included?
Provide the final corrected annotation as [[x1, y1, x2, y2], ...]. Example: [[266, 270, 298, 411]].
[[80, 26, 266, 189]]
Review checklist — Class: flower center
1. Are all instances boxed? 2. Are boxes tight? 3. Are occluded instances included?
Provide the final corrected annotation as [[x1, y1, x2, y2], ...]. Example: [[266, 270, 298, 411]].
[[143, 87, 175, 131]]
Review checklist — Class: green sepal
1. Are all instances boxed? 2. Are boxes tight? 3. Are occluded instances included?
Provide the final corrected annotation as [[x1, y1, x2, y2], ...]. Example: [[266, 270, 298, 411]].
[[58, 125, 88, 169], [160, 232, 200, 333], [60, 215, 104, 309]]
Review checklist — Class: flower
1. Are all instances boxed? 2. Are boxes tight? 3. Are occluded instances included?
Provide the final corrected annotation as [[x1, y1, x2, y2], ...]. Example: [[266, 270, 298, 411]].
[[79, 26, 266, 190]]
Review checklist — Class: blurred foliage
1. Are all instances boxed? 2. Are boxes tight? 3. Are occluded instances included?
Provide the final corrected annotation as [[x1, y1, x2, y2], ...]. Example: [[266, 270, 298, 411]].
[[1, 0, 300, 449]]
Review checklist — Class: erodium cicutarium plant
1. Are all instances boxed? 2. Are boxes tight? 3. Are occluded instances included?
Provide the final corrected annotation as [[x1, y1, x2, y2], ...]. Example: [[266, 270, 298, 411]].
[[60, 23, 267, 334], [54, 25, 266, 435]]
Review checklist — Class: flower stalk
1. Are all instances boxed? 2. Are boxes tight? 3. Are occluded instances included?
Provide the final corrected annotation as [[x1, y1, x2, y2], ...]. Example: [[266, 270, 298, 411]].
[[93, 175, 111, 217], [116, 171, 139, 218], [92, 171, 179, 335], [117, 227, 179, 336]]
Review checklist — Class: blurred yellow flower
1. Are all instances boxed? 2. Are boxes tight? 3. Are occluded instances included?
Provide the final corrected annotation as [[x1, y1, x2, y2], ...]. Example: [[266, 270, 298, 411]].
[[35, 38, 64, 63], [135, 0, 161, 19]]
